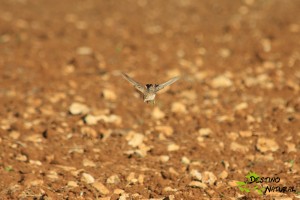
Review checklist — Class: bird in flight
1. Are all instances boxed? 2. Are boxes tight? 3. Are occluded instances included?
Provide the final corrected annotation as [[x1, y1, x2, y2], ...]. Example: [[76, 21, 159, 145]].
[[121, 72, 180, 104]]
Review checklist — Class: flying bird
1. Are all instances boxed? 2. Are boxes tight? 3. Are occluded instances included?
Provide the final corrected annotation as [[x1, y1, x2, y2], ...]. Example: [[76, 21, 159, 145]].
[[121, 72, 180, 104]]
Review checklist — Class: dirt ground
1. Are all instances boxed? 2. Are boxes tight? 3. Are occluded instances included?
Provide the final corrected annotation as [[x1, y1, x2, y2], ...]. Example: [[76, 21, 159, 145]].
[[0, 0, 300, 199]]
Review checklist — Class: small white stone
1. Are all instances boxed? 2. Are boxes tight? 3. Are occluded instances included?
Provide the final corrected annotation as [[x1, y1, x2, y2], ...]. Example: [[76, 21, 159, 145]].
[[234, 102, 248, 111], [9, 131, 20, 139], [188, 181, 207, 189], [152, 107, 165, 119], [126, 132, 144, 148], [198, 128, 212, 137], [159, 155, 170, 163], [102, 89, 117, 101], [81, 127, 98, 138], [202, 171, 217, 185], [211, 75, 232, 88], [69, 102, 90, 115], [81, 173, 95, 184], [256, 138, 279, 152], [76, 46, 93, 55], [181, 156, 190, 165], [230, 142, 249, 153], [106, 175, 121, 184], [167, 143, 180, 152], [16, 154, 27, 162], [218, 170, 228, 179], [84, 115, 98, 125], [82, 158, 96, 167], [155, 125, 173, 136], [92, 182, 110, 194], [190, 170, 202, 181], [171, 102, 187, 114], [239, 131, 252, 137], [67, 181, 78, 187]]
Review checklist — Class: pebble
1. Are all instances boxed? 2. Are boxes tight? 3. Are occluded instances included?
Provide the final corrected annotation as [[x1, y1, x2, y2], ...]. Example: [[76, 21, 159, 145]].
[[106, 175, 120, 184], [29, 160, 42, 166], [81, 173, 95, 184], [230, 142, 249, 153], [76, 46, 93, 55], [67, 181, 78, 187], [82, 158, 96, 167], [181, 156, 190, 165], [81, 127, 98, 138], [234, 102, 248, 111], [151, 107, 165, 119], [285, 142, 296, 153], [102, 89, 117, 101], [164, 187, 177, 192], [171, 102, 187, 114], [211, 75, 232, 88], [159, 155, 169, 163], [69, 102, 90, 115], [126, 131, 144, 148], [9, 131, 20, 140], [113, 189, 125, 194], [190, 169, 202, 181], [202, 171, 217, 185], [167, 143, 180, 152], [188, 181, 208, 189], [198, 128, 212, 137], [218, 170, 228, 179], [155, 125, 173, 136], [239, 131, 252, 137], [256, 138, 279, 152], [47, 171, 59, 180], [24, 134, 43, 143], [84, 114, 122, 125], [92, 182, 110, 195], [16, 154, 27, 162], [227, 132, 239, 140]]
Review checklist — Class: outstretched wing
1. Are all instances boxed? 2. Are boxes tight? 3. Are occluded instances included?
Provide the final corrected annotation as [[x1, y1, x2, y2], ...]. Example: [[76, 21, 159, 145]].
[[121, 72, 145, 93], [155, 76, 180, 92]]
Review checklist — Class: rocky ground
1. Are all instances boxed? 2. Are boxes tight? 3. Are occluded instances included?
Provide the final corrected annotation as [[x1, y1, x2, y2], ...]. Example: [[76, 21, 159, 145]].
[[0, 0, 300, 199]]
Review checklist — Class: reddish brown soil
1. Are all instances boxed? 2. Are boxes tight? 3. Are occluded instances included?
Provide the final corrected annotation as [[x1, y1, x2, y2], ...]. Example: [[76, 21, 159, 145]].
[[0, 0, 300, 199]]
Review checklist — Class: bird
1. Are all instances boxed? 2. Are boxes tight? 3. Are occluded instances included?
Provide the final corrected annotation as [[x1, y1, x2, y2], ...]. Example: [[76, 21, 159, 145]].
[[121, 72, 180, 104]]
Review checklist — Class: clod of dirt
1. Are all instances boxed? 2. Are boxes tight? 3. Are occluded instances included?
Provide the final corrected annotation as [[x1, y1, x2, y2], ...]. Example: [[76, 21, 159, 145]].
[[202, 171, 217, 185], [102, 89, 117, 101], [256, 137, 279, 152], [126, 131, 144, 148], [151, 107, 165, 119], [159, 155, 170, 163], [188, 181, 208, 189], [181, 156, 190, 165], [76, 46, 93, 55], [230, 142, 249, 153], [239, 131, 252, 138], [190, 169, 202, 181], [81, 173, 95, 184], [167, 143, 180, 152], [92, 182, 110, 195], [198, 128, 212, 137], [155, 125, 174, 137], [69, 102, 90, 115], [171, 102, 187, 114], [211, 75, 233, 88], [106, 175, 121, 184], [67, 181, 78, 187], [82, 158, 96, 167], [218, 170, 228, 179]]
